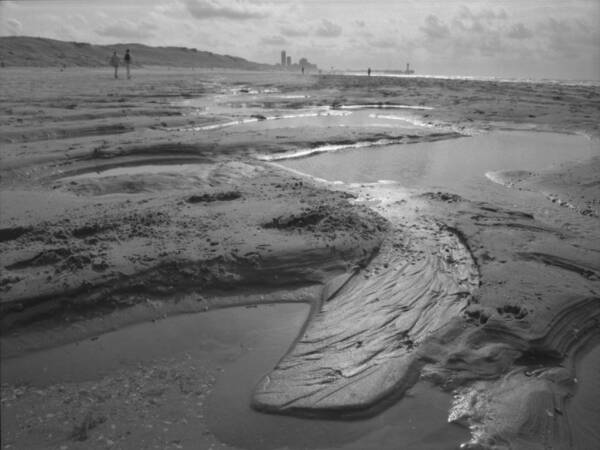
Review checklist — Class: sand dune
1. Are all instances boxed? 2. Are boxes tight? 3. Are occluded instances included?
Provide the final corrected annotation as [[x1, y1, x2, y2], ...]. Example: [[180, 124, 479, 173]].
[[0, 36, 273, 69]]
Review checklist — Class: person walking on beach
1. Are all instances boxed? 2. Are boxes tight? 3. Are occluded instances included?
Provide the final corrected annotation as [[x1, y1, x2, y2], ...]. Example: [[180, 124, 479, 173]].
[[110, 51, 120, 79], [368, 67, 371, 76], [124, 49, 132, 79]]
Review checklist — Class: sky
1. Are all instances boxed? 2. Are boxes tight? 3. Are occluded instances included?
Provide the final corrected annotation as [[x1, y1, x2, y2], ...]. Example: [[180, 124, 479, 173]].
[[1, 0, 599, 80]]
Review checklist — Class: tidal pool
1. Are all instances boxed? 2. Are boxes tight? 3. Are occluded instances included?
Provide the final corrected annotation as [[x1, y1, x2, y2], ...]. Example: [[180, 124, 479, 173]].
[[569, 341, 600, 449], [1, 304, 309, 388], [210, 373, 467, 450], [278, 130, 596, 196], [60, 162, 213, 181], [2, 299, 468, 450], [180, 107, 426, 133]]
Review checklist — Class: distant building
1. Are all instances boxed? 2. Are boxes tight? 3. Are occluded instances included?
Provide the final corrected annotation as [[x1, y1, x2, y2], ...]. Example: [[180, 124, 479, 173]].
[[277, 52, 318, 72]]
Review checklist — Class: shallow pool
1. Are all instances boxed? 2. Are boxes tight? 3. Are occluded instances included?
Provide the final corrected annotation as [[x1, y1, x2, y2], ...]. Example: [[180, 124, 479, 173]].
[[1, 304, 309, 387], [569, 341, 600, 449], [279, 130, 596, 196], [2, 300, 468, 449], [180, 107, 427, 133], [209, 372, 466, 450]]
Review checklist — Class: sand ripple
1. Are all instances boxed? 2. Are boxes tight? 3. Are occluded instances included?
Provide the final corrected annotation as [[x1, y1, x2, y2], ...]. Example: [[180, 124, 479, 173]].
[[253, 218, 479, 415]]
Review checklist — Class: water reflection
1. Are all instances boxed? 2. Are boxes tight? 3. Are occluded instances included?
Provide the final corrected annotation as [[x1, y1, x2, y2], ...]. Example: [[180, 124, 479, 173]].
[[280, 131, 595, 196]]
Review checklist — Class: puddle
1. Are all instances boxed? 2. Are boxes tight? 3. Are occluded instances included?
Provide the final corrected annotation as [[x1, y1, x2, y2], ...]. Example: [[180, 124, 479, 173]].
[[55, 160, 261, 196], [1, 304, 309, 387], [1, 301, 468, 449], [61, 163, 213, 181], [209, 306, 468, 450], [484, 169, 534, 187], [277, 94, 310, 99], [210, 375, 467, 450], [337, 104, 434, 110], [277, 130, 596, 197], [177, 108, 424, 133], [174, 91, 308, 112], [57, 163, 215, 195], [569, 340, 600, 448], [259, 138, 406, 161]]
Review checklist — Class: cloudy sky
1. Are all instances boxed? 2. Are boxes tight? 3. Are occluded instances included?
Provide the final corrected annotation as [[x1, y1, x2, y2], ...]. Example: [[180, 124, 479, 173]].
[[1, 0, 599, 80]]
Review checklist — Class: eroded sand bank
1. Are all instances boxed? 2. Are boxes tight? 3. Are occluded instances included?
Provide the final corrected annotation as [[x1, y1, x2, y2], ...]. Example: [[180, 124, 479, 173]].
[[1, 68, 599, 449]]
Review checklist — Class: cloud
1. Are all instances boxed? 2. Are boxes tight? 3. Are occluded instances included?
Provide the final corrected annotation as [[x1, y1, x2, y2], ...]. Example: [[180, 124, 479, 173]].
[[153, 2, 187, 18], [5, 18, 22, 34], [96, 20, 158, 40], [420, 15, 450, 39], [414, 10, 513, 59], [405, 5, 598, 78], [0, 1, 19, 14], [536, 17, 599, 59], [453, 6, 508, 34], [477, 33, 504, 56], [456, 19, 485, 34], [316, 19, 342, 38], [368, 38, 398, 49], [260, 35, 288, 46], [361, 30, 374, 39], [185, 0, 269, 21], [537, 17, 574, 34], [457, 6, 508, 22], [281, 26, 308, 37], [507, 23, 533, 40]]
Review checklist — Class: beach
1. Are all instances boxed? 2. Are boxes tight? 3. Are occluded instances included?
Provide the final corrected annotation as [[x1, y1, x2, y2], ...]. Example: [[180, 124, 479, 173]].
[[1, 67, 599, 449]]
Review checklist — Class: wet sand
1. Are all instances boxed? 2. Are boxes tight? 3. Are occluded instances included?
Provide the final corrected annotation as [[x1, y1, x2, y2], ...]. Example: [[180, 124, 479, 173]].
[[1, 67, 599, 449]]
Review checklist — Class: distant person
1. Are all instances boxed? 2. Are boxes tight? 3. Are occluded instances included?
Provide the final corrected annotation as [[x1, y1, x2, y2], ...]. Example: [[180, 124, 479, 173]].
[[124, 48, 132, 79], [301, 66, 305, 74], [110, 51, 120, 79], [368, 67, 371, 76]]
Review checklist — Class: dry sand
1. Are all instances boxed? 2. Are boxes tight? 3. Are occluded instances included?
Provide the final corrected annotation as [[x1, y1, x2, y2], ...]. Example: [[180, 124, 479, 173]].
[[1, 67, 599, 449]]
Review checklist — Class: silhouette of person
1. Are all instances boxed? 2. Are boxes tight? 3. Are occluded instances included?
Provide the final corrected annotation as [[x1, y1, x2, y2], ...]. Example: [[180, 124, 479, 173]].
[[301, 66, 305, 74], [368, 67, 371, 76], [110, 51, 120, 79], [124, 49, 132, 79]]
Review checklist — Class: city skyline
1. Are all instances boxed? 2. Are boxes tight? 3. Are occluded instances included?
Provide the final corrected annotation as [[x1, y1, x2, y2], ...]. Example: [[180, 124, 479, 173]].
[[1, 0, 598, 80], [279, 50, 316, 70]]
